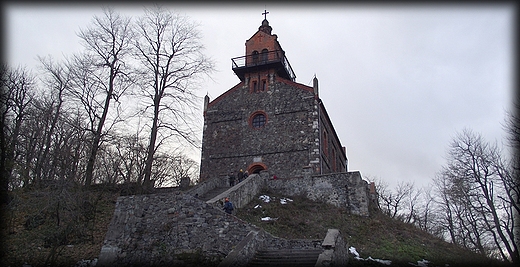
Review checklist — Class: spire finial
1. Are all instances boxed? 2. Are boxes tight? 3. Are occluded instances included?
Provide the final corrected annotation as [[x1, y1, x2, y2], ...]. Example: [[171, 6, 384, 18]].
[[262, 9, 269, 20]]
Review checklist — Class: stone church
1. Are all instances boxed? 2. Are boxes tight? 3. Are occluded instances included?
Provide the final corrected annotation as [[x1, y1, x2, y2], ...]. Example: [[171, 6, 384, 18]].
[[200, 18, 348, 181]]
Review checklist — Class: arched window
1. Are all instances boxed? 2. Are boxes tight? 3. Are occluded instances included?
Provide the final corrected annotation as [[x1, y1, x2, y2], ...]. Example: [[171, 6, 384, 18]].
[[252, 50, 259, 64], [250, 111, 267, 129], [261, 48, 268, 62]]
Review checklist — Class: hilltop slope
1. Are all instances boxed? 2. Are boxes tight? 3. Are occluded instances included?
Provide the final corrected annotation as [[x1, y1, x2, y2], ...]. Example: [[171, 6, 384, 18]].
[[3, 186, 512, 267], [235, 189, 510, 267]]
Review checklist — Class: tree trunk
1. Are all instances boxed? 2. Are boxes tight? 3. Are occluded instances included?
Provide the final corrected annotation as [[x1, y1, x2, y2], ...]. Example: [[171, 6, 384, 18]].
[[142, 95, 160, 191], [84, 71, 115, 186]]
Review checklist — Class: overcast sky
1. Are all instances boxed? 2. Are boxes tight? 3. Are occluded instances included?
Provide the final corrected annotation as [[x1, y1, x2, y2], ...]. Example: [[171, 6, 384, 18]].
[[4, 3, 516, 189]]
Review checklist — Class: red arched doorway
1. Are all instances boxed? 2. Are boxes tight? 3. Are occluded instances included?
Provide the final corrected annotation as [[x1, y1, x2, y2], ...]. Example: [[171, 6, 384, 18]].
[[247, 163, 267, 175]]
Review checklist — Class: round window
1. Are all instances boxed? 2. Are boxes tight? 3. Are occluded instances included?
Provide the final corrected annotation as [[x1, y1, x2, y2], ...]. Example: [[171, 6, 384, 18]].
[[250, 112, 267, 128]]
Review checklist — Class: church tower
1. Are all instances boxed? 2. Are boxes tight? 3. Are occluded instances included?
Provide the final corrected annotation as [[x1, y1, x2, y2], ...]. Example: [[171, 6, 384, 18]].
[[231, 17, 295, 83], [200, 14, 347, 182]]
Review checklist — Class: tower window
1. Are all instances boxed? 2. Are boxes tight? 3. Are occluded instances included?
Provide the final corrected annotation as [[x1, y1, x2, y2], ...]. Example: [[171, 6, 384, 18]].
[[252, 50, 259, 64], [262, 80, 267, 91], [252, 81, 258, 92], [250, 111, 267, 129], [261, 49, 268, 62]]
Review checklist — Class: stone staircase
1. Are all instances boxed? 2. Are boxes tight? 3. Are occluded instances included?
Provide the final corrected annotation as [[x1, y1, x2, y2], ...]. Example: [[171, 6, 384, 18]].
[[247, 249, 322, 267], [198, 186, 231, 201]]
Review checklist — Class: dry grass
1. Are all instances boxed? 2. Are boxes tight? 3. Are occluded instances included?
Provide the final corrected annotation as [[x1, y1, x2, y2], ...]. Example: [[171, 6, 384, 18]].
[[2, 186, 118, 267], [235, 189, 511, 267]]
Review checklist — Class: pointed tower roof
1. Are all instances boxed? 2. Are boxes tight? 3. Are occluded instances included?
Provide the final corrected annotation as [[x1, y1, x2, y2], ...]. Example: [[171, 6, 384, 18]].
[[259, 19, 272, 34], [231, 13, 296, 81]]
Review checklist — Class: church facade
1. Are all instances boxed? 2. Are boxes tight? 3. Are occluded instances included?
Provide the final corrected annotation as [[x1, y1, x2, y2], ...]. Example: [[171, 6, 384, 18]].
[[199, 18, 347, 181]]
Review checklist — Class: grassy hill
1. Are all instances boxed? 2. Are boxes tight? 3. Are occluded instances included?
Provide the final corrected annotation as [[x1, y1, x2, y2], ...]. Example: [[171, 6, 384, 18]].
[[2, 186, 512, 267], [235, 189, 511, 267]]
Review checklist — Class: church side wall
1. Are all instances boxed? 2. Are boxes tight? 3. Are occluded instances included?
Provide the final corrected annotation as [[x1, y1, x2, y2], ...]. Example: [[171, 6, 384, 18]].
[[319, 104, 347, 174]]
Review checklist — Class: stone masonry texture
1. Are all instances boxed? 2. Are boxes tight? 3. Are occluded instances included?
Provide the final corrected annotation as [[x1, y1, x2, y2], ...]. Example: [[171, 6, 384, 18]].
[[267, 171, 372, 216], [200, 75, 320, 181], [98, 171, 374, 266], [98, 192, 256, 266]]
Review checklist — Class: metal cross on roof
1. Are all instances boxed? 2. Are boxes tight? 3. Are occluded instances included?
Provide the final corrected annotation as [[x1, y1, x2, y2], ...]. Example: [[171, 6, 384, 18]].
[[262, 9, 269, 20]]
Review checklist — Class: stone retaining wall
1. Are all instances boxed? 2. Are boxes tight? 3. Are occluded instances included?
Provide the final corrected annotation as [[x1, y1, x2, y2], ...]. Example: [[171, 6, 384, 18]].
[[267, 170, 371, 216], [185, 175, 228, 198], [205, 172, 267, 209], [98, 169, 374, 266], [98, 191, 256, 266], [316, 229, 349, 267]]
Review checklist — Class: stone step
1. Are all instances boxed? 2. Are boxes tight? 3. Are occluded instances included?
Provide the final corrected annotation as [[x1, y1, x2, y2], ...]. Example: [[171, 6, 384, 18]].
[[248, 249, 322, 267]]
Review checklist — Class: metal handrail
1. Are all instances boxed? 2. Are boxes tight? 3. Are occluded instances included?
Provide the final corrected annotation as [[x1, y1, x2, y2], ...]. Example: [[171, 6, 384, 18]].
[[231, 50, 296, 80]]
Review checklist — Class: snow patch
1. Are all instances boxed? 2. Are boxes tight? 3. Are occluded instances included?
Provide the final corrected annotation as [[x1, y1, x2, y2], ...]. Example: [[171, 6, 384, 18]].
[[367, 257, 392, 265], [349, 246, 360, 257], [261, 217, 278, 221], [349, 246, 391, 265], [280, 198, 293, 204], [259, 195, 271, 203], [410, 259, 430, 267]]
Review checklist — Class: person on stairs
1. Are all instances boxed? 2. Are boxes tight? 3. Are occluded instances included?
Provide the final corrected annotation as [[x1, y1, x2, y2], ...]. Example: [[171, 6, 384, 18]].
[[237, 169, 244, 183], [223, 197, 234, 214], [228, 172, 236, 186]]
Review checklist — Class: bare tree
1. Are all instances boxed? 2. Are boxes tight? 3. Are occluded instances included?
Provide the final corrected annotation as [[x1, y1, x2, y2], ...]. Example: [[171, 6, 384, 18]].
[[152, 152, 198, 187], [94, 131, 198, 187], [377, 179, 415, 220], [503, 98, 520, 256], [72, 8, 134, 186], [0, 65, 9, 193], [433, 173, 457, 243], [436, 128, 518, 263], [111, 133, 148, 184], [133, 6, 213, 190], [503, 100, 520, 262], [1, 66, 36, 189], [413, 185, 440, 235], [30, 57, 71, 185]]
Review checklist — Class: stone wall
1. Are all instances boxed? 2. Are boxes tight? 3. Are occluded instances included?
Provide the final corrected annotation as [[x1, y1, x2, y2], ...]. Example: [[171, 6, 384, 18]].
[[185, 175, 227, 198], [98, 185, 339, 266], [98, 192, 257, 266], [205, 172, 267, 209], [345, 171, 372, 217], [315, 229, 349, 267], [98, 169, 375, 266], [267, 168, 372, 216]]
